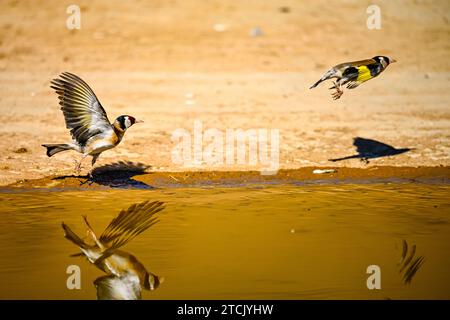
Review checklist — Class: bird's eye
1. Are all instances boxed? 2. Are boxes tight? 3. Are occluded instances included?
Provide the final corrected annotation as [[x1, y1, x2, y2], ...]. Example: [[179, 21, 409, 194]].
[[124, 117, 132, 128]]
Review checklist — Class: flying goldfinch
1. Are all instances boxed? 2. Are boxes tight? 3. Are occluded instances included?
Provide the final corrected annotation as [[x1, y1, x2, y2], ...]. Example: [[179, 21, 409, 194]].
[[310, 56, 396, 100], [42, 72, 143, 174], [61, 200, 165, 296]]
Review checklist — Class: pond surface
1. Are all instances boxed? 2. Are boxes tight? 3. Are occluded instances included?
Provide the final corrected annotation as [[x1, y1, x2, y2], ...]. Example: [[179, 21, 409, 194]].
[[0, 183, 449, 299]]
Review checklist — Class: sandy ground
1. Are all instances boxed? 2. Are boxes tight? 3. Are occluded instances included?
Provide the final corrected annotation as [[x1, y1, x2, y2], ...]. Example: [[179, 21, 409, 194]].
[[0, 0, 449, 185]]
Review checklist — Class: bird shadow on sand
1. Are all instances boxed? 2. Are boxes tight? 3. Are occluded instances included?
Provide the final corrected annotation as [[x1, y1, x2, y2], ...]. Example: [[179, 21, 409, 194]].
[[329, 137, 413, 164], [53, 161, 153, 189]]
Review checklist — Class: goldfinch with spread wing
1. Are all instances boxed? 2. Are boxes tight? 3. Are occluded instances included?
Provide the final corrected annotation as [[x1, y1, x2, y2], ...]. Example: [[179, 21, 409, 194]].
[[310, 56, 396, 100], [61, 200, 165, 295], [42, 72, 143, 174]]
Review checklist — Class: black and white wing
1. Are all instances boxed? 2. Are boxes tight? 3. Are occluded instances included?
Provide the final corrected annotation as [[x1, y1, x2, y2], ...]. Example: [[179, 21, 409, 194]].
[[50, 72, 112, 146], [99, 201, 165, 250]]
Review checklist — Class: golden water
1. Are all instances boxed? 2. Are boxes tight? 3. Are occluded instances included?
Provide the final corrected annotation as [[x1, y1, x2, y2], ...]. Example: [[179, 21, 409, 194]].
[[0, 183, 449, 299]]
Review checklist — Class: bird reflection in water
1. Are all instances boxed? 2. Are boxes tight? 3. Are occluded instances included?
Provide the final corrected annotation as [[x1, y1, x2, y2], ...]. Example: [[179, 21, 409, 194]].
[[62, 200, 165, 300]]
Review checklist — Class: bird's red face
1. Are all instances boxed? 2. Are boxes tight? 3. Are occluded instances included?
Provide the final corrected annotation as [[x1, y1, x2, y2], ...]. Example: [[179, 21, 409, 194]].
[[128, 116, 136, 125], [119, 115, 144, 130], [127, 116, 144, 125]]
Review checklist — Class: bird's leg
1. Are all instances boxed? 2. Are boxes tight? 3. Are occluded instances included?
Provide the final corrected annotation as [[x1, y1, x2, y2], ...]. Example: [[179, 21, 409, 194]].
[[74, 154, 88, 175], [331, 81, 344, 100], [91, 154, 100, 167], [88, 154, 100, 179], [360, 158, 370, 165], [328, 81, 338, 90]]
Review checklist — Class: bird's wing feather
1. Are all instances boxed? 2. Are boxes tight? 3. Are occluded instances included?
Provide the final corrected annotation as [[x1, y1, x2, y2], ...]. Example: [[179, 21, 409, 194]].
[[356, 65, 374, 83], [343, 59, 377, 68], [50, 72, 112, 146], [341, 66, 360, 81], [346, 81, 361, 89], [99, 201, 165, 249]]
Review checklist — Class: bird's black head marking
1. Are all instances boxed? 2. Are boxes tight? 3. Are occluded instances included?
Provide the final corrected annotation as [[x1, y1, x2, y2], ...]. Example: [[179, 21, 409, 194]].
[[116, 115, 136, 130], [372, 56, 391, 66]]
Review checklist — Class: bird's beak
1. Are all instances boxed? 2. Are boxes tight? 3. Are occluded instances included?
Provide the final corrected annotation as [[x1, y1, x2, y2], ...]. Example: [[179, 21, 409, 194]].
[[135, 119, 144, 123], [390, 58, 397, 63]]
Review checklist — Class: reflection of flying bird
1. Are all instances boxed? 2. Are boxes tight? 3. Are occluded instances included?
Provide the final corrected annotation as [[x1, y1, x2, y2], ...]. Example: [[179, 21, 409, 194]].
[[329, 137, 411, 163], [42, 72, 143, 174], [398, 240, 425, 285], [310, 56, 396, 100], [62, 200, 165, 299]]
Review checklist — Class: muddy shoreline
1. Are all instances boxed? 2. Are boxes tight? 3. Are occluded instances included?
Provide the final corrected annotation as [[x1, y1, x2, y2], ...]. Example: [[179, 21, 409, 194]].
[[5, 166, 449, 191]]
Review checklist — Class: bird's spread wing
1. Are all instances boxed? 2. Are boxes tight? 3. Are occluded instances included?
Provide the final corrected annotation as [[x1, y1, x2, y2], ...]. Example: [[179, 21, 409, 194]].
[[50, 72, 112, 146], [99, 201, 165, 249]]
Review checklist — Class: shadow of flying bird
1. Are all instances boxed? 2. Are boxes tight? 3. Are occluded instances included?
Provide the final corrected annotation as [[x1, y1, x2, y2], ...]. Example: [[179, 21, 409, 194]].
[[329, 137, 412, 163]]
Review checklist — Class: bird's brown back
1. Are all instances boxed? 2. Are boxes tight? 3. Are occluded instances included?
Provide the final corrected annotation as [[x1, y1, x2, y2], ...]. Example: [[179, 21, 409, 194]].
[[335, 59, 377, 70]]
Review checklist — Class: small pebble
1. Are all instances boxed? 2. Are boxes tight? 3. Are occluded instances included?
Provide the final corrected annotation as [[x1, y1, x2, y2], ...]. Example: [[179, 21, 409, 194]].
[[313, 169, 336, 174], [250, 27, 263, 37], [14, 147, 28, 154], [213, 23, 228, 32]]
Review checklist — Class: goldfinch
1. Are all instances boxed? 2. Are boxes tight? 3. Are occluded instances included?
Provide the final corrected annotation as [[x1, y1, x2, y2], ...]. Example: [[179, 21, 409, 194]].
[[42, 72, 143, 174], [310, 56, 396, 100], [61, 200, 165, 296]]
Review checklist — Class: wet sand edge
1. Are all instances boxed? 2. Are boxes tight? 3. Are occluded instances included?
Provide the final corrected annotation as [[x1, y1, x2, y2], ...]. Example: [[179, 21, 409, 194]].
[[4, 166, 449, 190]]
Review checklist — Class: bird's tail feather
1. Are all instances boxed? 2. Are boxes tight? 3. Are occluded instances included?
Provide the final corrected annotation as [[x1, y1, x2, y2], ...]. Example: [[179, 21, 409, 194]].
[[310, 68, 335, 89], [42, 143, 73, 157], [70, 252, 85, 257], [62, 222, 89, 249], [310, 78, 324, 89]]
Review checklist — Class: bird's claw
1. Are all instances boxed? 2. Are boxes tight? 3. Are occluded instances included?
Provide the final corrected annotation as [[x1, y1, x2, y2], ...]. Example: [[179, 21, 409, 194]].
[[330, 82, 343, 100], [328, 81, 338, 90], [332, 90, 343, 100], [73, 159, 82, 176], [360, 158, 370, 164], [328, 81, 343, 100]]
